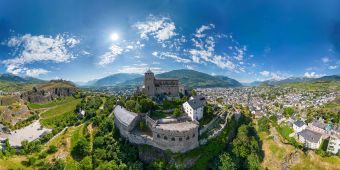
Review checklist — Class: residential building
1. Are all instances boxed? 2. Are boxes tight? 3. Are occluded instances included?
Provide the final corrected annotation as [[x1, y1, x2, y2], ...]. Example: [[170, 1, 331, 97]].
[[293, 120, 307, 133], [183, 97, 205, 121], [327, 136, 340, 154], [297, 129, 322, 149]]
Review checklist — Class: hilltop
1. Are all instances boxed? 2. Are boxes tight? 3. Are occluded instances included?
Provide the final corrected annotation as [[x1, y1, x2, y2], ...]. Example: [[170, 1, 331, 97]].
[[0, 74, 46, 92]]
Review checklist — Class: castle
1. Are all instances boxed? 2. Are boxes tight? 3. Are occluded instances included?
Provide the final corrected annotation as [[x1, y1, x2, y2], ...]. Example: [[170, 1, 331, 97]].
[[113, 105, 199, 153], [142, 69, 186, 97]]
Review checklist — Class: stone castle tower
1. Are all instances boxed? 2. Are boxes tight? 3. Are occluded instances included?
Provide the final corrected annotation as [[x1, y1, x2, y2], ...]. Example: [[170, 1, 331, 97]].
[[144, 69, 155, 96]]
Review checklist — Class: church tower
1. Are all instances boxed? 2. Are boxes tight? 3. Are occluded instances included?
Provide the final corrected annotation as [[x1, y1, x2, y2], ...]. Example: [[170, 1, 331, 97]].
[[144, 69, 155, 96]]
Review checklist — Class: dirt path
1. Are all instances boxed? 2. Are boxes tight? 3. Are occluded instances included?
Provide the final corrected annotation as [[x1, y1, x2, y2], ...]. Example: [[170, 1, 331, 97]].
[[87, 123, 94, 152]]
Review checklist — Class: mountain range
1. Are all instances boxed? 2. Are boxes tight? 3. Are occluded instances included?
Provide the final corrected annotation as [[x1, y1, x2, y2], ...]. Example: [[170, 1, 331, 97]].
[[84, 69, 243, 88], [243, 74, 340, 86], [0, 73, 45, 84], [1, 71, 339, 90]]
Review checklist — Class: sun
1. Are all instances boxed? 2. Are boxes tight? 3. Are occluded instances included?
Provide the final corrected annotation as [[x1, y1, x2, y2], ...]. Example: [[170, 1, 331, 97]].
[[110, 33, 119, 41]]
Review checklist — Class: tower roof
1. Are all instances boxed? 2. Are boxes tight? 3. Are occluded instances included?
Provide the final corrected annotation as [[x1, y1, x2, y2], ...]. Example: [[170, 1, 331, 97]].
[[145, 69, 153, 74]]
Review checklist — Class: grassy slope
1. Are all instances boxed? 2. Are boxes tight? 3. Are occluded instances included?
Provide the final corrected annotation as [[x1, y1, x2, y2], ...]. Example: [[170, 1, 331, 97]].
[[40, 98, 81, 128], [44, 124, 86, 169], [292, 152, 340, 170], [0, 81, 36, 92], [28, 96, 75, 109], [0, 156, 30, 170], [259, 128, 340, 170]]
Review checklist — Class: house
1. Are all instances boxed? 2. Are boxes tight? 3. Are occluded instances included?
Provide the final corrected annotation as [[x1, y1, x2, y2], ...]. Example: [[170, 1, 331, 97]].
[[293, 120, 307, 133], [327, 136, 340, 154], [183, 97, 205, 121], [331, 124, 340, 136], [297, 129, 322, 149], [78, 109, 86, 118], [254, 111, 264, 119], [189, 95, 206, 103], [308, 120, 328, 137]]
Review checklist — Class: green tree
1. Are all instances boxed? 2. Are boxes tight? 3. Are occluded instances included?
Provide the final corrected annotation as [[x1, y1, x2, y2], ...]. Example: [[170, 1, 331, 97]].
[[269, 115, 278, 123], [48, 145, 58, 154], [191, 90, 197, 96], [150, 159, 165, 170], [246, 153, 260, 170], [219, 153, 237, 170], [283, 107, 294, 118], [72, 138, 91, 159], [80, 156, 93, 170], [4, 139, 15, 156], [125, 100, 136, 112], [95, 161, 127, 170], [258, 117, 270, 132], [173, 108, 181, 117], [140, 98, 155, 112], [27, 156, 37, 166]]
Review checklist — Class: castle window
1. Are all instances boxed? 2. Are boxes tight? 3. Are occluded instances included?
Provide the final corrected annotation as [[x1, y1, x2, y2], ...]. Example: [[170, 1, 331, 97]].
[[157, 134, 160, 138], [179, 137, 182, 141], [192, 133, 196, 137], [171, 137, 175, 141], [164, 136, 168, 140], [186, 136, 190, 140]]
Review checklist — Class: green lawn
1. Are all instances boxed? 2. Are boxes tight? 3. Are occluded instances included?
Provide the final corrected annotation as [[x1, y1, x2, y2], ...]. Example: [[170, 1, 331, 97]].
[[40, 98, 80, 119], [70, 124, 85, 148], [28, 96, 75, 109], [276, 124, 294, 139], [66, 124, 86, 169], [40, 98, 81, 128], [0, 156, 29, 170], [150, 110, 173, 119]]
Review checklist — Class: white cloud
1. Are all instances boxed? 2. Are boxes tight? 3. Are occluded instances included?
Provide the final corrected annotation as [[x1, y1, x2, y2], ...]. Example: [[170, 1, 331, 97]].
[[25, 68, 49, 77], [98, 45, 123, 65], [188, 24, 249, 73], [195, 24, 215, 38], [270, 72, 287, 80], [304, 72, 324, 78], [3, 34, 79, 75], [321, 57, 329, 63], [133, 16, 177, 42], [210, 55, 236, 70], [260, 70, 270, 77], [152, 51, 191, 63], [66, 37, 80, 47], [328, 65, 338, 70], [234, 46, 246, 61], [259, 70, 290, 80], [118, 65, 162, 74]]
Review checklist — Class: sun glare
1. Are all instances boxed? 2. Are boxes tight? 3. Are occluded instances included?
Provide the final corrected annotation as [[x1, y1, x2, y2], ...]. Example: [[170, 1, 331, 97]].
[[110, 33, 119, 41]]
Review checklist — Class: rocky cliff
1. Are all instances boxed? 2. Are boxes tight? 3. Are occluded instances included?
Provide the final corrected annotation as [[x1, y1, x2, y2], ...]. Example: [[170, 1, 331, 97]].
[[0, 95, 20, 106], [20, 80, 77, 103]]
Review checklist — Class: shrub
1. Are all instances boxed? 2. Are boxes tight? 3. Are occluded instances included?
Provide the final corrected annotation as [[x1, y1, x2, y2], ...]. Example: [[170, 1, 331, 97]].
[[47, 145, 58, 154]]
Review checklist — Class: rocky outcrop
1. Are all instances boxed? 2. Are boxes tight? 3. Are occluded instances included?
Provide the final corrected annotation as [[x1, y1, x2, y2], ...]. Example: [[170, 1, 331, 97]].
[[21, 86, 77, 104], [0, 95, 20, 106]]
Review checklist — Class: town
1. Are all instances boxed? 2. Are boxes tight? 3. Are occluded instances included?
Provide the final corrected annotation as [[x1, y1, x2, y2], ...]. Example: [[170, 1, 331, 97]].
[[197, 86, 340, 155]]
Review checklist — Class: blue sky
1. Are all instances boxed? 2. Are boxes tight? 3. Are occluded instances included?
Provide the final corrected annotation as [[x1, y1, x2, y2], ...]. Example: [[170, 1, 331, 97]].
[[0, 0, 339, 83]]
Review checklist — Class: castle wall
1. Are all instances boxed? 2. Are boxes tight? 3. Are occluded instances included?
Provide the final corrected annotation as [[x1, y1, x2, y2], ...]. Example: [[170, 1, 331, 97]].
[[151, 124, 199, 152], [114, 109, 199, 153]]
